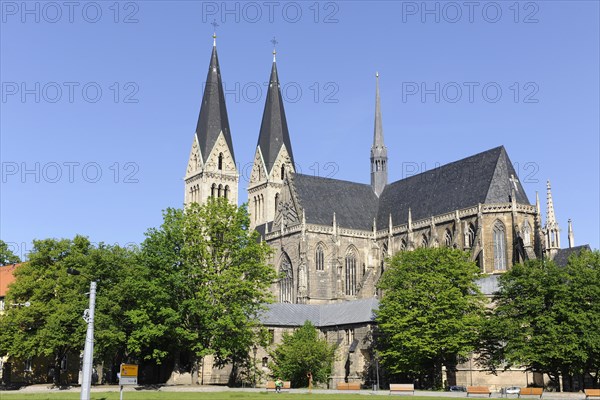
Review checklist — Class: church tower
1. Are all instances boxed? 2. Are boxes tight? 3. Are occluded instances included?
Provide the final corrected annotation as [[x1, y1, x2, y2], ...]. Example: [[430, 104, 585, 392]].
[[371, 72, 387, 197], [248, 47, 295, 228], [544, 180, 560, 259], [184, 34, 238, 206]]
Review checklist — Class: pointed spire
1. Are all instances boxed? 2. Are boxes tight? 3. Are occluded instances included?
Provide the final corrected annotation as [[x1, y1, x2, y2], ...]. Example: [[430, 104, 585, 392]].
[[211, 19, 218, 47], [546, 180, 556, 226], [371, 72, 388, 197], [407, 208, 413, 231], [568, 219, 574, 248], [388, 213, 393, 235], [536, 191, 541, 215], [195, 35, 235, 164], [332, 212, 337, 237], [545, 180, 560, 251], [256, 45, 295, 175], [373, 217, 377, 238]]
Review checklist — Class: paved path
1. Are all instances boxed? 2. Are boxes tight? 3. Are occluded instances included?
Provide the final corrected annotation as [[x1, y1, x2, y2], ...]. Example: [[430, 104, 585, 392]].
[[0, 384, 590, 399]]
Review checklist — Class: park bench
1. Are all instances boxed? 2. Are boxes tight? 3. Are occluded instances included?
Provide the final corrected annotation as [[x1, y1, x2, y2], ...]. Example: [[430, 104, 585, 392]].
[[389, 383, 415, 395], [336, 382, 361, 390], [266, 381, 290, 391], [585, 389, 600, 400], [467, 386, 492, 397], [519, 387, 543, 398]]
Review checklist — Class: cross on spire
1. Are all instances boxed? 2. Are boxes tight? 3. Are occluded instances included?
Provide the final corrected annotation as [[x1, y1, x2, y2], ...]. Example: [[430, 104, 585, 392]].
[[271, 36, 278, 61], [509, 174, 519, 192], [211, 19, 219, 46]]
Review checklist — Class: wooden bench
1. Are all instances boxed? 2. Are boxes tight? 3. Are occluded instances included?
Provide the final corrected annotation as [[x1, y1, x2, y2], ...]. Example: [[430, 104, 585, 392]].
[[336, 382, 361, 390], [390, 383, 415, 395], [266, 381, 290, 391], [585, 389, 600, 400], [519, 387, 543, 398], [467, 386, 492, 397]]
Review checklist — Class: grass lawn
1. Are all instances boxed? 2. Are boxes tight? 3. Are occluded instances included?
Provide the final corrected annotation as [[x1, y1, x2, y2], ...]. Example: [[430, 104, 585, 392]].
[[0, 392, 448, 400]]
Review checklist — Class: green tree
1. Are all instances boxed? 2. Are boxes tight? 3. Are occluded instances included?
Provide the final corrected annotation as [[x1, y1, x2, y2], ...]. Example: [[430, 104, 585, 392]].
[[270, 321, 336, 388], [482, 251, 600, 390], [376, 247, 486, 390], [0, 239, 21, 265], [139, 198, 275, 383], [0, 237, 147, 385], [0, 237, 90, 386]]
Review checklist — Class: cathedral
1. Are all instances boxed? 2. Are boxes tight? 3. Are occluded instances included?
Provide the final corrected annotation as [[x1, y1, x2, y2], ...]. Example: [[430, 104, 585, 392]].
[[183, 37, 586, 388]]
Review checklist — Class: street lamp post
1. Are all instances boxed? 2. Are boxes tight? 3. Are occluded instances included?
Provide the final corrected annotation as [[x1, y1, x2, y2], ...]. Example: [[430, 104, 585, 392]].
[[68, 268, 96, 400]]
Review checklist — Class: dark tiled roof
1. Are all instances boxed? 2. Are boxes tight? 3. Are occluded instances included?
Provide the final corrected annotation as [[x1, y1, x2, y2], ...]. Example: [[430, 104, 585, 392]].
[[376, 146, 530, 228], [195, 46, 235, 163], [260, 298, 379, 327], [293, 174, 379, 231], [553, 245, 591, 267], [254, 222, 273, 240], [257, 61, 295, 174]]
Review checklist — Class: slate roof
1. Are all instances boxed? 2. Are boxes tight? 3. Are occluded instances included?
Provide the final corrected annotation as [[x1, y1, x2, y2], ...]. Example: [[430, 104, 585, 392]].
[[293, 174, 379, 231], [257, 61, 295, 174], [288, 146, 530, 231], [553, 245, 591, 267], [377, 146, 529, 228], [260, 298, 379, 327], [195, 45, 235, 164]]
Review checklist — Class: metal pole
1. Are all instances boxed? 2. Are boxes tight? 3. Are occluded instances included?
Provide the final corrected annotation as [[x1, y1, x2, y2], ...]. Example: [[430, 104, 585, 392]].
[[81, 281, 96, 400]]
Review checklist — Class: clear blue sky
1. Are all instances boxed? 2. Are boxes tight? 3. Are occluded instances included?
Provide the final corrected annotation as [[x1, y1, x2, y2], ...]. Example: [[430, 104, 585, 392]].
[[1, 1, 599, 260]]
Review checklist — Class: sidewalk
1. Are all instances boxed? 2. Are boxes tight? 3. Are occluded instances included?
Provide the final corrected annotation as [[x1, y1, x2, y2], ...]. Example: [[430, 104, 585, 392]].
[[0, 384, 590, 399]]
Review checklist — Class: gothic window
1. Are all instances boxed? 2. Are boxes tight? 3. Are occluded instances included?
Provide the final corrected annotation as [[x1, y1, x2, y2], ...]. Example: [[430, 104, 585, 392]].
[[211, 183, 216, 198], [421, 234, 428, 248], [467, 223, 476, 248], [275, 194, 279, 212], [281, 164, 286, 180], [262, 357, 269, 367], [224, 185, 229, 200], [345, 249, 357, 296], [444, 229, 452, 247], [493, 221, 507, 270], [523, 220, 531, 246], [253, 197, 257, 221], [279, 253, 293, 303], [218, 184, 223, 198], [315, 244, 325, 271], [218, 152, 223, 170]]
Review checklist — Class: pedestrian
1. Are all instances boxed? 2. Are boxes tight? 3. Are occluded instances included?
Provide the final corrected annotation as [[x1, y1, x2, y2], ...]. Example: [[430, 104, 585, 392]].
[[275, 377, 283, 393]]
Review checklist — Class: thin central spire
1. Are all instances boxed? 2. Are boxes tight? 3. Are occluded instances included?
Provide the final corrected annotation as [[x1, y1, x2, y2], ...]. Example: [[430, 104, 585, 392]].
[[211, 19, 219, 47], [371, 72, 388, 197]]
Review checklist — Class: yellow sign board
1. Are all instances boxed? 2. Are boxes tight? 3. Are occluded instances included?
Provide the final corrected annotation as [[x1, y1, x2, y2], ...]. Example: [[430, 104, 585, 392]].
[[120, 364, 138, 377]]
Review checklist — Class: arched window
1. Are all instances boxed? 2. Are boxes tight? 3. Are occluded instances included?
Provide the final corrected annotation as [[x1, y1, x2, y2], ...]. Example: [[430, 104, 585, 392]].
[[315, 244, 325, 271], [345, 249, 357, 296], [467, 223, 476, 248], [218, 153, 223, 170], [444, 229, 452, 247], [421, 234, 428, 248], [279, 253, 293, 303], [224, 185, 229, 200], [281, 164, 286, 180], [218, 184, 223, 198], [275, 194, 279, 212], [211, 183, 216, 198], [253, 197, 257, 222], [523, 220, 531, 246], [493, 221, 507, 270]]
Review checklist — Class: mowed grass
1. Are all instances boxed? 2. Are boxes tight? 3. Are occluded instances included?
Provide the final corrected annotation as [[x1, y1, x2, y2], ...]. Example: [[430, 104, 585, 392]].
[[0, 392, 448, 400]]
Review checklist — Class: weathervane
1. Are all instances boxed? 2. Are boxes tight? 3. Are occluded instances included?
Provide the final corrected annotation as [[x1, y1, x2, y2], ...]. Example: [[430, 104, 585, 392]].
[[271, 36, 278, 61]]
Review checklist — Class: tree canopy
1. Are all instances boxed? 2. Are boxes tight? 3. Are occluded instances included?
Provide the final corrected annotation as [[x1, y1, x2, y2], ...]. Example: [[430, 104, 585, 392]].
[[375, 247, 486, 389], [270, 321, 336, 388], [0, 239, 21, 265], [481, 250, 600, 390]]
